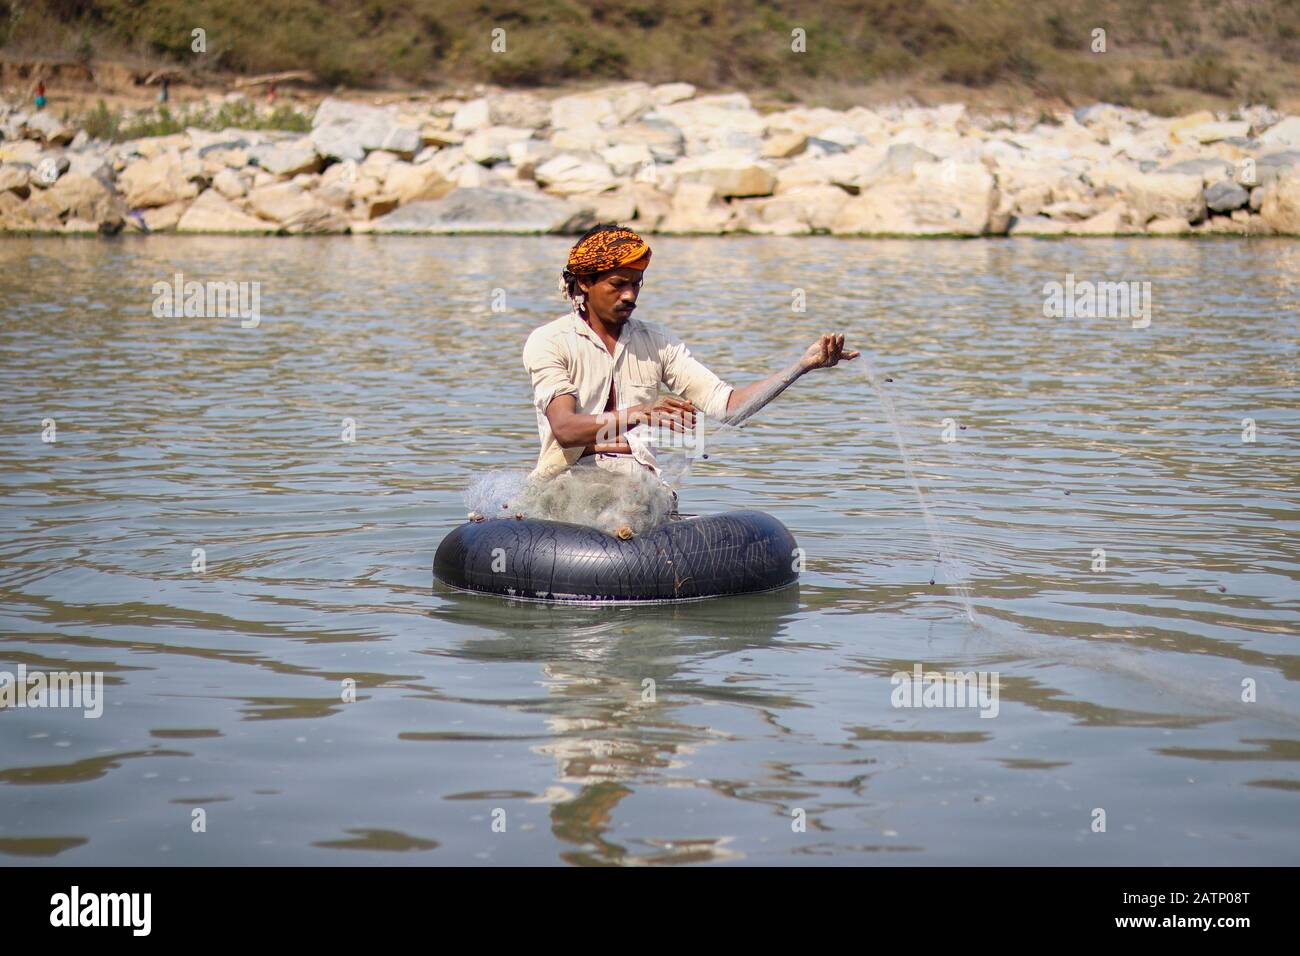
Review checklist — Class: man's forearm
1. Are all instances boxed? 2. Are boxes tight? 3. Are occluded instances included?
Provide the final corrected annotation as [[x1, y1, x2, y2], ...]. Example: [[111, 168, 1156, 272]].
[[552, 407, 638, 447], [722, 360, 807, 427]]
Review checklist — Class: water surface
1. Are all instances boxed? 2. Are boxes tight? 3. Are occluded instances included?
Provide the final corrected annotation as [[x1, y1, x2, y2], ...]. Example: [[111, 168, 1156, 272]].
[[1, 235, 1297, 865]]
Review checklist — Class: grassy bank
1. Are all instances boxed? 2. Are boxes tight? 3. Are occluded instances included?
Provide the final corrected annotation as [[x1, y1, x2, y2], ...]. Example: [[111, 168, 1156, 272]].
[[78, 98, 310, 141], [3, 0, 1298, 114]]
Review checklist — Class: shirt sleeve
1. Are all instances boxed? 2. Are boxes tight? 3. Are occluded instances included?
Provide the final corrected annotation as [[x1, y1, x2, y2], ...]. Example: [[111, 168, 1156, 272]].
[[522, 327, 578, 415], [657, 326, 733, 421]]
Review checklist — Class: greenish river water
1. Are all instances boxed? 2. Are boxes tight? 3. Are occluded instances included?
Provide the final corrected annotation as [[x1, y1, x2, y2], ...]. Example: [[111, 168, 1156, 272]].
[[1, 234, 1297, 865]]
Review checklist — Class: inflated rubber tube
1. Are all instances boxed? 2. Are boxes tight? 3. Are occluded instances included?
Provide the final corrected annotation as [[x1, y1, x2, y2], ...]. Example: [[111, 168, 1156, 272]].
[[434, 509, 799, 603]]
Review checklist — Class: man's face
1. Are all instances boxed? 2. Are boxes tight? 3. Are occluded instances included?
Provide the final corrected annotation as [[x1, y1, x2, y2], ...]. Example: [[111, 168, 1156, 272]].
[[579, 267, 644, 324]]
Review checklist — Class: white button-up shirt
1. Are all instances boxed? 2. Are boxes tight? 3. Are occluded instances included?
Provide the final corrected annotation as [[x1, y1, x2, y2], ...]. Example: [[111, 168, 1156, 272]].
[[522, 311, 734, 478]]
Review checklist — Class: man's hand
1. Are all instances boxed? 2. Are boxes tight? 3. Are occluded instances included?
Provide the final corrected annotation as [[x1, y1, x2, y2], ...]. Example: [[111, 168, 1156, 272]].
[[800, 333, 860, 371], [628, 396, 697, 432]]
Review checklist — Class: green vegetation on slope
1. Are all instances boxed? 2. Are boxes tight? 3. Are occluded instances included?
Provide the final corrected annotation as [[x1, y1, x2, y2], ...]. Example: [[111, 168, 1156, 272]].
[[3, 0, 1298, 110], [80, 98, 311, 141]]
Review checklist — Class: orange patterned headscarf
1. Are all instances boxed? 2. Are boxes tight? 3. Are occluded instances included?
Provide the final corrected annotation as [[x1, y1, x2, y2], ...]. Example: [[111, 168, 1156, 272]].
[[566, 227, 652, 275]]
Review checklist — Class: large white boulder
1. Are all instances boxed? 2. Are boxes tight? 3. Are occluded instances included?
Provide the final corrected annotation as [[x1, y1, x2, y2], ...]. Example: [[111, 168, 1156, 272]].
[[119, 151, 202, 208], [667, 150, 776, 198], [831, 162, 997, 236], [177, 189, 274, 232], [369, 187, 593, 234], [462, 126, 535, 165], [1259, 116, 1300, 149], [311, 98, 421, 162], [1260, 170, 1300, 234], [249, 140, 321, 177], [247, 181, 347, 233], [382, 162, 454, 203], [1127, 172, 1207, 224], [534, 154, 617, 195]]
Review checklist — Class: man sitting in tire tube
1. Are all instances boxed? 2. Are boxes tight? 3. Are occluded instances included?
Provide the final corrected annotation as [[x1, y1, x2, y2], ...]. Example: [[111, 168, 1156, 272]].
[[522, 223, 859, 494]]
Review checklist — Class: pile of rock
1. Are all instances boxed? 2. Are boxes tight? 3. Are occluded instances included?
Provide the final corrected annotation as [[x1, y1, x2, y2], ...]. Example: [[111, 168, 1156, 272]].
[[2, 84, 1299, 236]]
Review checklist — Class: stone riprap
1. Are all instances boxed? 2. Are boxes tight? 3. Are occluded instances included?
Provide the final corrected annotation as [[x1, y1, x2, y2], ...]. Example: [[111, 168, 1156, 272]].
[[2, 85, 1298, 236]]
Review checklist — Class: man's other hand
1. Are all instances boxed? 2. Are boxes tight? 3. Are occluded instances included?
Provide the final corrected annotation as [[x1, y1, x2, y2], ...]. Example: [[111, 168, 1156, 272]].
[[630, 396, 697, 432]]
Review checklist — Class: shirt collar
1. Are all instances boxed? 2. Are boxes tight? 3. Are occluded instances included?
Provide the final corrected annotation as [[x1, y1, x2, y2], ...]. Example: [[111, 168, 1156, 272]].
[[568, 311, 642, 348]]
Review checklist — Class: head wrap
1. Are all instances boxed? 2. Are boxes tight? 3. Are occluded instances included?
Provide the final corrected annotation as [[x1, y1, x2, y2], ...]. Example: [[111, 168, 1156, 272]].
[[565, 227, 652, 276]]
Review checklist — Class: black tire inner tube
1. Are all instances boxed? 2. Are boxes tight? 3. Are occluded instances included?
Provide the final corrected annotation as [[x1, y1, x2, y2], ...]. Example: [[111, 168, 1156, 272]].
[[434, 509, 799, 603]]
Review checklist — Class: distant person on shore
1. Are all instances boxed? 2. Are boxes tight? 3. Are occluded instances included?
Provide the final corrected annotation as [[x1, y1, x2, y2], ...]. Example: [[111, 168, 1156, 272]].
[[523, 224, 858, 483], [34, 81, 46, 110], [159, 77, 169, 104]]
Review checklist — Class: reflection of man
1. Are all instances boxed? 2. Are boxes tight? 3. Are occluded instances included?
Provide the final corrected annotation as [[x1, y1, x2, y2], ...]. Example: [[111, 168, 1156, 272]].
[[522, 224, 858, 481]]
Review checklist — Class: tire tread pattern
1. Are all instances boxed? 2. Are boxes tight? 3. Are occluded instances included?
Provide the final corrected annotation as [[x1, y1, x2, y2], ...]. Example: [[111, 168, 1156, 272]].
[[434, 510, 799, 602]]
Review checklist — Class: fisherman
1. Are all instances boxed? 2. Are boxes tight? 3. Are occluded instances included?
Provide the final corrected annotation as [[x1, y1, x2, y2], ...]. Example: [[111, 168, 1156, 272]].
[[522, 223, 859, 486]]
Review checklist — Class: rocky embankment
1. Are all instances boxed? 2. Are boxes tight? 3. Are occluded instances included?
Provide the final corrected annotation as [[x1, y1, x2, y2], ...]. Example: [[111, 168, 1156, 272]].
[[3, 83, 1300, 237]]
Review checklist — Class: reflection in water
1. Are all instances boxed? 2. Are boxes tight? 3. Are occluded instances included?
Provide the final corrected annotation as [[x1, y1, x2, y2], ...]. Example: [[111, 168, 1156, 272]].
[[0, 235, 1297, 865], [437, 587, 799, 864], [312, 828, 439, 852], [0, 836, 88, 858]]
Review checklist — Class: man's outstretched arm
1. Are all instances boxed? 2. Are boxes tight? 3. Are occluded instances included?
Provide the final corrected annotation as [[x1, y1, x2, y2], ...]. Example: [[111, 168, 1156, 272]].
[[722, 333, 860, 426]]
